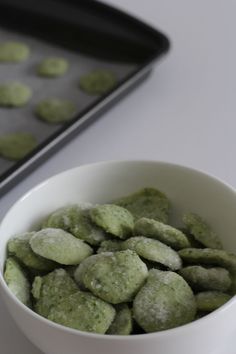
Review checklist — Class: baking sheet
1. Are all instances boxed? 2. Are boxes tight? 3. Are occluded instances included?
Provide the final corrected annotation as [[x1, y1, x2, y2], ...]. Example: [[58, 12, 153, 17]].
[[0, 27, 137, 177]]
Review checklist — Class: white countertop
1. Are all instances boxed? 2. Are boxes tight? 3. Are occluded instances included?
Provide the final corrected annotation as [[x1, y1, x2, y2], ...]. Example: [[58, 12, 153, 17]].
[[1, 0, 236, 352]]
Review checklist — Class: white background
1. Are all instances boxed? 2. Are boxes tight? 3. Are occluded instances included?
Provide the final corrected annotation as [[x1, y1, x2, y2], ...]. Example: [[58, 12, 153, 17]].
[[0, 0, 235, 352]]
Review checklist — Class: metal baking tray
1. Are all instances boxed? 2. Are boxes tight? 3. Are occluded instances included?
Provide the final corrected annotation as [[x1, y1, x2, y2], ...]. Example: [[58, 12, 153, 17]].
[[0, 0, 170, 195]]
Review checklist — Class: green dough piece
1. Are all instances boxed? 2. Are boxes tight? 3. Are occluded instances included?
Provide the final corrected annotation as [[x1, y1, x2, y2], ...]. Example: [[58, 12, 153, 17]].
[[122, 236, 182, 271], [43, 204, 106, 245], [107, 304, 133, 335], [0, 132, 37, 161], [79, 69, 116, 95], [48, 290, 115, 334], [183, 213, 222, 249], [0, 82, 32, 107], [74, 254, 104, 289], [133, 269, 196, 332], [4, 257, 31, 307], [8, 232, 56, 271], [97, 240, 124, 254], [0, 41, 30, 62], [35, 98, 76, 124], [113, 188, 170, 223], [80, 250, 148, 304], [178, 248, 236, 271], [37, 57, 68, 77], [32, 268, 78, 317], [30, 228, 93, 265], [134, 218, 190, 250], [179, 266, 232, 292], [90, 204, 134, 239], [195, 291, 232, 312]]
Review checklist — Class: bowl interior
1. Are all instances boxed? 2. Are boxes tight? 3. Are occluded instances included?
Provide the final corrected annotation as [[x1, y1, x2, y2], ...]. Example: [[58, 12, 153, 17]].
[[1, 160, 236, 273]]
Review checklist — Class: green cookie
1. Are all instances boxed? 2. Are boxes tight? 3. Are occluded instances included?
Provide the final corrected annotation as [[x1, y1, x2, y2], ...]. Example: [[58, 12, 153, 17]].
[[80, 250, 148, 304], [107, 304, 133, 335], [35, 98, 76, 124], [0, 132, 37, 161], [90, 204, 134, 239], [97, 240, 124, 254], [134, 218, 190, 250], [43, 204, 106, 245], [195, 291, 232, 312], [0, 41, 30, 62], [79, 69, 116, 95], [48, 290, 115, 334], [37, 57, 68, 77], [8, 232, 56, 271], [113, 188, 170, 223], [122, 236, 182, 271], [32, 268, 78, 317], [183, 213, 222, 249], [4, 257, 31, 307], [74, 254, 104, 289], [133, 269, 196, 332], [179, 266, 231, 292], [0, 82, 32, 107], [30, 228, 93, 265], [178, 248, 236, 271]]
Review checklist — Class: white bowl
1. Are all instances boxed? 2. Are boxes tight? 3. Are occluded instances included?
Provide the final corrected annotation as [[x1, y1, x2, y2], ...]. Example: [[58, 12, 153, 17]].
[[0, 160, 236, 354]]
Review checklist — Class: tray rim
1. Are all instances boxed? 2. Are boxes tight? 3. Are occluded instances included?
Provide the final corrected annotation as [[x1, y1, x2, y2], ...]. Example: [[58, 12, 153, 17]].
[[0, 0, 170, 195]]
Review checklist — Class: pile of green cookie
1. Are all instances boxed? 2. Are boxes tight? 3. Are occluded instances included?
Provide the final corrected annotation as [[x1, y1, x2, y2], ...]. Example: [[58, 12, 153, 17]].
[[4, 187, 236, 335], [0, 40, 117, 161]]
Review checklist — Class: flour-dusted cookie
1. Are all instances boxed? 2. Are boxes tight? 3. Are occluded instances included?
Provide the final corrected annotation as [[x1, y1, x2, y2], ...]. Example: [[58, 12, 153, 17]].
[[90, 204, 134, 239], [32, 268, 78, 317], [113, 188, 170, 223], [134, 217, 190, 250], [80, 250, 148, 304], [107, 304, 133, 335], [0, 132, 37, 161], [48, 290, 115, 334], [8, 232, 56, 271], [0, 82, 32, 107], [97, 240, 124, 254], [43, 204, 106, 245], [133, 269, 196, 332], [41, 205, 73, 230], [0, 41, 30, 62], [178, 248, 236, 271], [4, 257, 31, 307], [35, 98, 76, 124], [79, 69, 116, 95], [122, 236, 182, 271], [37, 57, 68, 77], [30, 228, 93, 265], [179, 266, 232, 292], [195, 291, 232, 312], [183, 213, 222, 249], [74, 254, 104, 288]]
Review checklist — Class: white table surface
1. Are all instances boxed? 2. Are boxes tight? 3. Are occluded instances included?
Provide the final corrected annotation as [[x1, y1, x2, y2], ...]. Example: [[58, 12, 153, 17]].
[[1, 0, 236, 353]]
